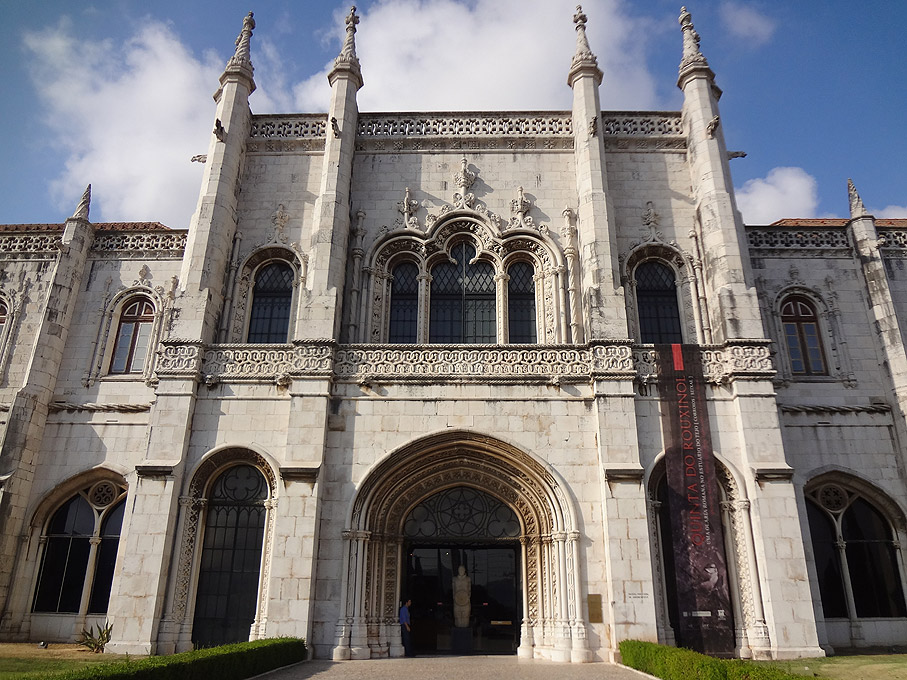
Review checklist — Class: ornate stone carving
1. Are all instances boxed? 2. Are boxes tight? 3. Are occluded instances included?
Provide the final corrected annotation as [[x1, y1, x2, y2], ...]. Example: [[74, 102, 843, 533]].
[[357, 113, 573, 137], [394, 187, 420, 230], [249, 115, 327, 139], [746, 227, 849, 251], [92, 231, 187, 254], [72, 185, 91, 221]]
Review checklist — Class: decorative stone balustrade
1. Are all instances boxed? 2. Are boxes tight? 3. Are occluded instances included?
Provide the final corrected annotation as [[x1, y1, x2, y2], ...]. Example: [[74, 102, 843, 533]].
[[746, 227, 850, 251], [156, 340, 774, 385], [357, 113, 574, 137], [249, 115, 328, 139]]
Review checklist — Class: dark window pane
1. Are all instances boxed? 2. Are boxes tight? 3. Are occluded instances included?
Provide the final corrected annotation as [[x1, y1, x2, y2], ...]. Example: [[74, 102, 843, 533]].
[[843, 498, 906, 617], [248, 263, 294, 343], [430, 242, 497, 343], [389, 262, 419, 343], [636, 262, 682, 344], [110, 297, 155, 374], [781, 296, 828, 376], [806, 500, 847, 618], [193, 466, 268, 647], [508, 262, 536, 343]]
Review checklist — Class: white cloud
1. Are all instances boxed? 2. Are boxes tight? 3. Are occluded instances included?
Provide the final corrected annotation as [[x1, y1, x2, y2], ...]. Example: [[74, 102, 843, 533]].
[[719, 2, 776, 47], [23, 20, 221, 227], [295, 0, 660, 113], [735, 167, 818, 224], [873, 205, 907, 218]]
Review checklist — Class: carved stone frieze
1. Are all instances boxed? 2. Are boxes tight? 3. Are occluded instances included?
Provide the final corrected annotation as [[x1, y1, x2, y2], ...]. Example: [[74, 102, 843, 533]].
[[633, 342, 774, 386], [202, 343, 333, 379], [249, 114, 328, 139], [357, 113, 573, 137]]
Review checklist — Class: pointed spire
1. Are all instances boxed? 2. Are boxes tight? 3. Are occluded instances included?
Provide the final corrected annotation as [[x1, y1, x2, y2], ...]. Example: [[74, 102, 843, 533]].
[[72, 184, 91, 221], [229, 12, 255, 68], [568, 5, 602, 86], [329, 6, 363, 88], [222, 11, 255, 89], [848, 179, 869, 219], [677, 6, 713, 86]]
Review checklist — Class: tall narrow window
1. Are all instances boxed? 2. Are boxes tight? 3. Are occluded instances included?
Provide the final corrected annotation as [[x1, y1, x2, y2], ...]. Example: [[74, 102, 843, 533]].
[[806, 483, 906, 619], [247, 262, 294, 343], [635, 261, 682, 344], [389, 262, 419, 343], [33, 482, 126, 615], [430, 242, 496, 343], [781, 296, 827, 375], [193, 465, 268, 648], [110, 297, 155, 374], [0, 302, 7, 337], [507, 261, 536, 343]]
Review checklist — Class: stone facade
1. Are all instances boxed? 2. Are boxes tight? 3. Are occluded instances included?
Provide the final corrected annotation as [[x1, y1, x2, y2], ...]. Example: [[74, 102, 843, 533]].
[[1, 6, 906, 663]]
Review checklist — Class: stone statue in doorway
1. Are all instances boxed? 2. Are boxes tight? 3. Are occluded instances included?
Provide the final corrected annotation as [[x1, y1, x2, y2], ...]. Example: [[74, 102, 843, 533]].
[[452, 565, 471, 628]]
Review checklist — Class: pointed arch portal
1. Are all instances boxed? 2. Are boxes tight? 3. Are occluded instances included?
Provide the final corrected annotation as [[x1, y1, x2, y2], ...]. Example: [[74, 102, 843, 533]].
[[331, 431, 590, 662]]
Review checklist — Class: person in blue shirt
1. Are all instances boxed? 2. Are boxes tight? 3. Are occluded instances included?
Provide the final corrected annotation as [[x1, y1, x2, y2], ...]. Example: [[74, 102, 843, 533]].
[[399, 598, 413, 657]]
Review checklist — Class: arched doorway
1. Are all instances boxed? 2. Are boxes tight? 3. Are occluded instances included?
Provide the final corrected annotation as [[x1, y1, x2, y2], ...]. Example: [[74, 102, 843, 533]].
[[332, 431, 590, 662], [402, 486, 522, 654], [648, 457, 771, 658]]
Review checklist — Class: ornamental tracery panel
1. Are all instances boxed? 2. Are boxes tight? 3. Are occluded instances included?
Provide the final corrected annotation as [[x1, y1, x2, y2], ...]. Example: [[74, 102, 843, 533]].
[[364, 216, 571, 344]]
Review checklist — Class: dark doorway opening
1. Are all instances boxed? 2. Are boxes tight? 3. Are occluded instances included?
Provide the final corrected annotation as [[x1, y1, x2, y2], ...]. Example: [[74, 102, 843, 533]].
[[404, 543, 520, 655]]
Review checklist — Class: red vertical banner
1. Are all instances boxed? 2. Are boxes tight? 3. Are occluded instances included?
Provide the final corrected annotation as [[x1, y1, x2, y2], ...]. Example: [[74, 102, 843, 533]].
[[656, 344, 735, 656]]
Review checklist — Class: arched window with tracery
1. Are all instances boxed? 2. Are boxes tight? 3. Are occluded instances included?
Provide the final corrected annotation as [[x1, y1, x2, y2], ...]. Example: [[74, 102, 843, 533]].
[[0, 301, 7, 337], [110, 297, 155, 374], [635, 261, 682, 344], [806, 482, 906, 619], [389, 261, 419, 344], [780, 295, 827, 375], [32, 481, 126, 614], [192, 464, 268, 647], [248, 262, 294, 343], [507, 261, 536, 343], [430, 242, 496, 343]]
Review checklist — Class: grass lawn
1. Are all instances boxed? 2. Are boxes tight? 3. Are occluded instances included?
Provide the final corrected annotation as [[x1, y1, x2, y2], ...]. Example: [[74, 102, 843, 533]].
[[763, 652, 907, 680], [0, 643, 137, 679]]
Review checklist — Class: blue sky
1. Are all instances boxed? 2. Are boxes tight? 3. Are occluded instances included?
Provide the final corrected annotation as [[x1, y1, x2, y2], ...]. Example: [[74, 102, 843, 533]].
[[2, 0, 905, 228]]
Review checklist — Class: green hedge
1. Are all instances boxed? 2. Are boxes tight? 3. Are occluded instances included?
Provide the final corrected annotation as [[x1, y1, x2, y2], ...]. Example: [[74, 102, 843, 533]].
[[619, 640, 825, 680], [52, 637, 306, 680]]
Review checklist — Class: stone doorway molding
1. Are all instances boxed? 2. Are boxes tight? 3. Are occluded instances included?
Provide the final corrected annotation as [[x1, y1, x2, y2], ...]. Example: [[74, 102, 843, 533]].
[[331, 430, 591, 662]]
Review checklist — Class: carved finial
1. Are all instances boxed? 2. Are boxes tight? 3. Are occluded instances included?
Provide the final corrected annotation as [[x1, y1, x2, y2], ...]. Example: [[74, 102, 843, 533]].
[[848, 179, 868, 219], [678, 6, 711, 82], [454, 157, 476, 191], [568, 5, 602, 85], [228, 12, 255, 70], [642, 201, 659, 227], [72, 184, 91, 220], [510, 186, 535, 229], [706, 115, 720, 138], [330, 6, 363, 86], [396, 187, 419, 228]]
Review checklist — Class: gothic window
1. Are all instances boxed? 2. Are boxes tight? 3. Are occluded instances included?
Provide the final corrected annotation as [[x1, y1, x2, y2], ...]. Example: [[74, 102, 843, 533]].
[[507, 261, 537, 343], [247, 262, 294, 343], [780, 296, 827, 375], [806, 483, 906, 619], [389, 262, 419, 344], [110, 297, 155, 374], [33, 482, 126, 614], [192, 464, 268, 647], [430, 242, 496, 343], [635, 261, 683, 344], [0, 301, 6, 337]]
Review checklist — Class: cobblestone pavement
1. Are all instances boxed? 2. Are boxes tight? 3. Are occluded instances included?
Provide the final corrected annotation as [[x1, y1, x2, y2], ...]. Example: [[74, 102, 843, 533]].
[[260, 655, 653, 680]]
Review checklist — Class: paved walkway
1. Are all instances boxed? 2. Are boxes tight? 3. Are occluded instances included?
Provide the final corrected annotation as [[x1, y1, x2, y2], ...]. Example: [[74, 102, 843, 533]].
[[260, 655, 652, 680]]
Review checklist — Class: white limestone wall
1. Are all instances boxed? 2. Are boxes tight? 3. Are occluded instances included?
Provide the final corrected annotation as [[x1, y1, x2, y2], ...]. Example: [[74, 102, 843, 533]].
[[309, 380, 630, 660]]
